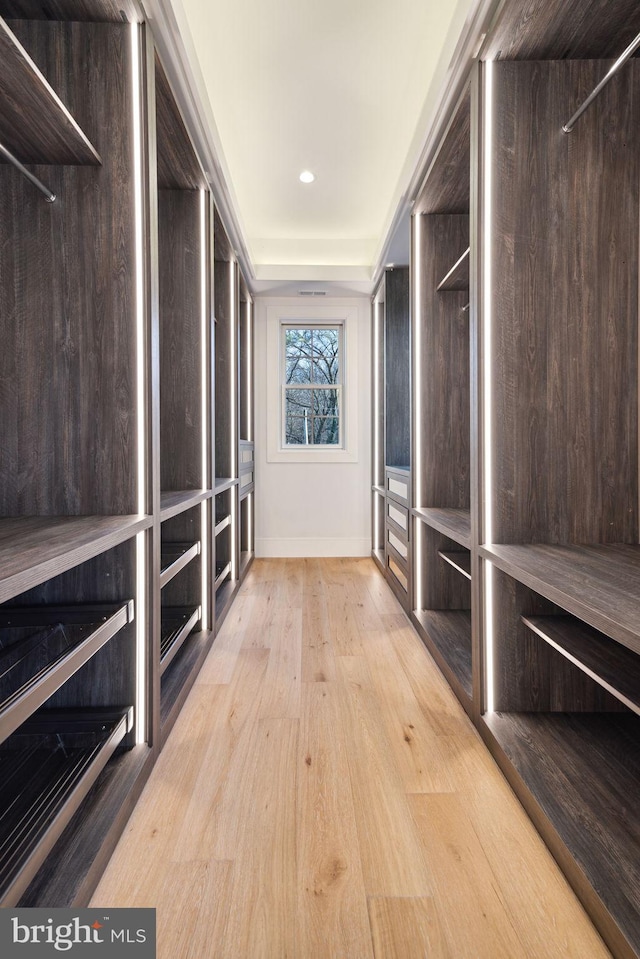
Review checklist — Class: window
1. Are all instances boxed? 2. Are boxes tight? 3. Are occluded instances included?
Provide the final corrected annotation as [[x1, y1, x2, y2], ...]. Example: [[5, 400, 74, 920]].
[[282, 325, 342, 446]]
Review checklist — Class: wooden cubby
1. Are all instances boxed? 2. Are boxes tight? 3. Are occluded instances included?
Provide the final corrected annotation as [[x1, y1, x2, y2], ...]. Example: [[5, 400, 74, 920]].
[[0, 0, 255, 908]]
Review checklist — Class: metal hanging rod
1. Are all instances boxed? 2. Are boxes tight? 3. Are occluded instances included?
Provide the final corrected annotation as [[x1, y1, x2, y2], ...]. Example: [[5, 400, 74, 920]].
[[562, 30, 640, 133], [0, 142, 56, 202]]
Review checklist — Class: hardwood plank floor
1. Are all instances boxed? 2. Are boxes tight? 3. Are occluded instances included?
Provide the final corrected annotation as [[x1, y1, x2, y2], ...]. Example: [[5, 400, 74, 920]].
[[91, 558, 611, 958]]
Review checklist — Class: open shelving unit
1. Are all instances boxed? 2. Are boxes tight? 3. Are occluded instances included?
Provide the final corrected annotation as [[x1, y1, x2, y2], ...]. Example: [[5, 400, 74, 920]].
[[410, 85, 473, 711], [0, 0, 255, 908]]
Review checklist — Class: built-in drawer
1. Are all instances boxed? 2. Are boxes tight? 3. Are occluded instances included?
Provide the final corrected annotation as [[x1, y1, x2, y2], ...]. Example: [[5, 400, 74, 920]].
[[386, 500, 408, 535], [385, 467, 410, 506], [386, 551, 408, 593], [386, 526, 408, 561]]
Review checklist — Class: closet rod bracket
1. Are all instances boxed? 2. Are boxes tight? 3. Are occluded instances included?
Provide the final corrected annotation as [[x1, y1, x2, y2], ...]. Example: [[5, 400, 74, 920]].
[[0, 142, 56, 202], [562, 30, 640, 133]]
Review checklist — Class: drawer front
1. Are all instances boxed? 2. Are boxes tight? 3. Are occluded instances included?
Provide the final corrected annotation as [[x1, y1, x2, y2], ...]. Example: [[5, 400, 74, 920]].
[[386, 500, 408, 534], [387, 526, 408, 560], [387, 552, 408, 593], [385, 468, 410, 506]]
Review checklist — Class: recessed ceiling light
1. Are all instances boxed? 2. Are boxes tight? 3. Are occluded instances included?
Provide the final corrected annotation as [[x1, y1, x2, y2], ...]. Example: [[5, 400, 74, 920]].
[[299, 170, 315, 184]]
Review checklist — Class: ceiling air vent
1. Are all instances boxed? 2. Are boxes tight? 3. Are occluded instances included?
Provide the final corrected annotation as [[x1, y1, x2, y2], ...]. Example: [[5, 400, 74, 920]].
[[298, 290, 326, 296]]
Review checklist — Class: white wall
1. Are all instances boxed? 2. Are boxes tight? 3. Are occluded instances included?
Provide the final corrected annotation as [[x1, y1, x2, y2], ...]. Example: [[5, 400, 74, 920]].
[[254, 296, 371, 557]]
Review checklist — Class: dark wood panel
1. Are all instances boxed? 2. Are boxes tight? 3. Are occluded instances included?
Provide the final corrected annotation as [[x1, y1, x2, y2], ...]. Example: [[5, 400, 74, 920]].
[[159, 189, 203, 491], [0, 1, 139, 20], [438, 550, 471, 580], [0, 17, 100, 164], [436, 246, 469, 291], [214, 254, 235, 479], [412, 609, 472, 698], [412, 507, 471, 548], [155, 54, 204, 190], [0, 515, 149, 604], [489, 59, 639, 545], [160, 489, 210, 522], [523, 615, 640, 715], [0, 22, 139, 517], [483, 543, 640, 657], [418, 523, 470, 614], [414, 88, 470, 214], [486, 0, 640, 60], [484, 710, 640, 958], [160, 508, 202, 608], [489, 565, 623, 712], [384, 267, 410, 469], [415, 214, 470, 510]]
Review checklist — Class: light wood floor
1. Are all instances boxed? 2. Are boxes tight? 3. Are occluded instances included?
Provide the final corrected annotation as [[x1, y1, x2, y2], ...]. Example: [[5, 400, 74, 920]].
[[91, 558, 611, 958]]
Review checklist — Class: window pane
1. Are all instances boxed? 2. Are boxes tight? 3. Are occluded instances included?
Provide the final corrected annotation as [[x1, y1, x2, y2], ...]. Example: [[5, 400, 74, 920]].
[[285, 415, 307, 444], [313, 416, 339, 445], [310, 329, 339, 383], [285, 355, 312, 383], [312, 388, 339, 415], [285, 389, 312, 415]]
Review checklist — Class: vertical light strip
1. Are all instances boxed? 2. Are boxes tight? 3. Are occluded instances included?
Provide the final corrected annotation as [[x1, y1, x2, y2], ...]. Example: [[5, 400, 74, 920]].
[[130, 21, 146, 744], [200, 191, 209, 629], [483, 60, 495, 712], [373, 302, 380, 486], [413, 214, 423, 612], [230, 261, 238, 579], [248, 493, 253, 553]]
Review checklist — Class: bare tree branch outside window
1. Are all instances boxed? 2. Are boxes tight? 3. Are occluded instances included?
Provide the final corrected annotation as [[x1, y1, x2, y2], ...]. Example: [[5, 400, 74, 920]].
[[283, 326, 341, 445]]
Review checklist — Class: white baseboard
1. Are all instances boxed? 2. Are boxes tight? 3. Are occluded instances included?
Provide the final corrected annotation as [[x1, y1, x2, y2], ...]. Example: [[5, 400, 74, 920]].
[[255, 537, 370, 558]]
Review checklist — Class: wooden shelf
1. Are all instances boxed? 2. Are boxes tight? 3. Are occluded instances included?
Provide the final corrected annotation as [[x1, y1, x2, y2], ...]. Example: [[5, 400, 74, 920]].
[[0, 706, 132, 906], [522, 615, 640, 716], [0, 17, 101, 166], [480, 544, 640, 656], [160, 490, 210, 522], [436, 246, 470, 291], [160, 541, 200, 589], [0, 602, 133, 747], [160, 606, 201, 675], [0, 516, 151, 606], [413, 609, 472, 698], [412, 507, 471, 548], [438, 550, 471, 580], [214, 477, 237, 495], [484, 710, 640, 958]]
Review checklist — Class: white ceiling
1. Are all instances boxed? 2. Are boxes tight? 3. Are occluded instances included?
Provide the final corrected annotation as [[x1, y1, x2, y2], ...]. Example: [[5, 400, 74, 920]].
[[164, 0, 479, 291]]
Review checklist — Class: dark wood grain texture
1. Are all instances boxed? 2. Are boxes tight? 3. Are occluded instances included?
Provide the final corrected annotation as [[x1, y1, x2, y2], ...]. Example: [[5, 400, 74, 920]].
[[436, 246, 469, 291], [523, 615, 640, 715], [0, 17, 100, 164], [238, 275, 253, 443], [0, 516, 149, 604], [412, 507, 471, 548], [159, 189, 203, 491], [160, 508, 202, 610], [412, 609, 472, 699], [214, 211, 235, 480], [414, 88, 470, 215], [0, 1, 140, 20], [485, 0, 640, 60], [155, 54, 204, 190], [482, 543, 640, 657], [438, 550, 472, 580], [384, 267, 410, 469], [418, 523, 471, 615], [488, 59, 639, 546], [487, 564, 623, 712], [1, 21, 139, 517], [160, 489, 211, 522], [484, 710, 640, 958], [415, 214, 470, 511]]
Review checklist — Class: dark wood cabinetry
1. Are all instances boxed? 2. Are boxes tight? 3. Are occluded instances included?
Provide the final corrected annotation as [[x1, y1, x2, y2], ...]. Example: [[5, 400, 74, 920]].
[[0, 0, 254, 907], [375, 0, 640, 955]]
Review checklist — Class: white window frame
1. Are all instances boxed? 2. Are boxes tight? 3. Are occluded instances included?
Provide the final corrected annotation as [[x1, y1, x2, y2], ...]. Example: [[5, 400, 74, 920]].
[[266, 302, 359, 463], [281, 323, 343, 449]]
